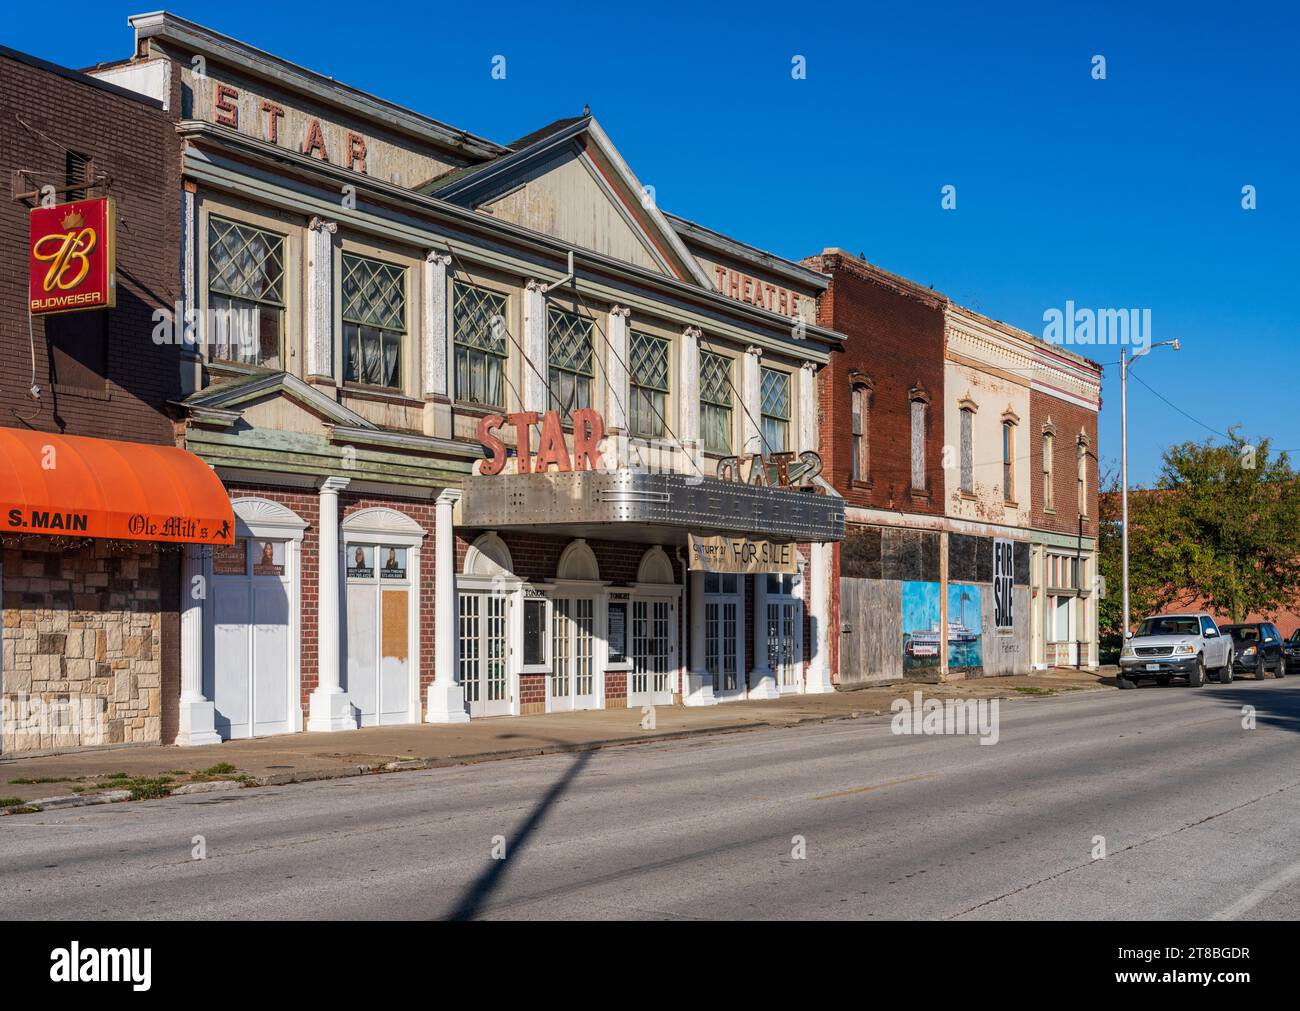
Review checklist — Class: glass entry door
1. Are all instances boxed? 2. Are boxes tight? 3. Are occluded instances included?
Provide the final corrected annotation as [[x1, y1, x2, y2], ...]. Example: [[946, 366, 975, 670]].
[[629, 597, 676, 707], [768, 599, 803, 692], [551, 596, 597, 711], [704, 573, 743, 699], [459, 592, 510, 717]]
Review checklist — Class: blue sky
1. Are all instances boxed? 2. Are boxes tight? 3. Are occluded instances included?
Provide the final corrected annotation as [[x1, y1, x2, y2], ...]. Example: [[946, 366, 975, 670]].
[[9, 1, 1296, 484]]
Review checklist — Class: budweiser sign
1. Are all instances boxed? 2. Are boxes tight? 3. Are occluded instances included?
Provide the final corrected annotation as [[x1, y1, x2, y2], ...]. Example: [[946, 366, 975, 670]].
[[28, 198, 116, 315]]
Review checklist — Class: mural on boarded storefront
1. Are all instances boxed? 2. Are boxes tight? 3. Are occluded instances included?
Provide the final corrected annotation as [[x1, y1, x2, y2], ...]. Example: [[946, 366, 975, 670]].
[[901, 581, 942, 672], [948, 583, 984, 671]]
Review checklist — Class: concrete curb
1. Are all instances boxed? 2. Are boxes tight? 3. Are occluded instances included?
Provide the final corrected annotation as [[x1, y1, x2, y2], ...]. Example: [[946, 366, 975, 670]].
[[4, 789, 133, 813], [171, 780, 245, 796], [2, 683, 1111, 814]]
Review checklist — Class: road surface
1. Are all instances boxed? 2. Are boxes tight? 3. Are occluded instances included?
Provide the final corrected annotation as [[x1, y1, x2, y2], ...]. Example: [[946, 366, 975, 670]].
[[2, 679, 1298, 919]]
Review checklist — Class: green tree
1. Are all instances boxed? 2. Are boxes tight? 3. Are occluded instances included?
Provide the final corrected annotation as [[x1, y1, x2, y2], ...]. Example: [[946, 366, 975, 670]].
[[1151, 431, 1300, 623], [1097, 464, 1180, 642]]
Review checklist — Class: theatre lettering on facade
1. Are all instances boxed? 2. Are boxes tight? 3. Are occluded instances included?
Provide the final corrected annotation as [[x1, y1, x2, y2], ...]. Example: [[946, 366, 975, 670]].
[[42, 12, 846, 747]]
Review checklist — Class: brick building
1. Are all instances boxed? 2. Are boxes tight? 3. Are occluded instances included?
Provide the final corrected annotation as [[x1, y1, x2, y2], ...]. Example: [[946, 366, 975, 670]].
[[805, 248, 1102, 682], [0, 45, 232, 754], [69, 11, 844, 745]]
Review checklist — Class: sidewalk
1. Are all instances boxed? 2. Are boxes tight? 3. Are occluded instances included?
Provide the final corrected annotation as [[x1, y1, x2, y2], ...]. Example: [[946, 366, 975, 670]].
[[1, 668, 1111, 811]]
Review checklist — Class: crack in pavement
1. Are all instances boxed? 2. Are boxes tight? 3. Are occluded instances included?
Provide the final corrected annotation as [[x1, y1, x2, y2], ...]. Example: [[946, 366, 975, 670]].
[[946, 776, 1300, 920]]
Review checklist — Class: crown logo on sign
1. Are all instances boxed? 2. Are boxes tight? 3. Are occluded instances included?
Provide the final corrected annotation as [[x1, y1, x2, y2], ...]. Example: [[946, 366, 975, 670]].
[[60, 210, 84, 230]]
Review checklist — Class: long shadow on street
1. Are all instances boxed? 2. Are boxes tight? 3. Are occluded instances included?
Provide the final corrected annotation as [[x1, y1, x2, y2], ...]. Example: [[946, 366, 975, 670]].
[[442, 744, 595, 921]]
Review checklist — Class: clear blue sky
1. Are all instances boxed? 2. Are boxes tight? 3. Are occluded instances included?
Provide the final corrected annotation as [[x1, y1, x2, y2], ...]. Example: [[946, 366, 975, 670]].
[[8, 1, 1297, 485]]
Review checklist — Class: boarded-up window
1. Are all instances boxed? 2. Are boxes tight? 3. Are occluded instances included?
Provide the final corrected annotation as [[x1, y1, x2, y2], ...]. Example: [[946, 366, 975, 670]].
[[959, 407, 973, 494], [910, 398, 926, 490], [851, 386, 869, 482]]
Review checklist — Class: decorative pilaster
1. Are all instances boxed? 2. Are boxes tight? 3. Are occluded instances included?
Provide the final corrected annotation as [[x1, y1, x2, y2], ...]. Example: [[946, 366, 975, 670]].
[[306, 217, 339, 380], [683, 569, 717, 706], [523, 279, 548, 413], [307, 476, 355, 732], [427, 488, 470, 723], [749, 573, 778, 698], [680, 326, 702, 473], [805, 542, 834, 693], [423, 251, 452, 398], [798, 360, 818, 456], [606, 306, 630, 433], [175, 544, 222, 745], [179, 184, 202, 397], [743, 346, 764, 456]]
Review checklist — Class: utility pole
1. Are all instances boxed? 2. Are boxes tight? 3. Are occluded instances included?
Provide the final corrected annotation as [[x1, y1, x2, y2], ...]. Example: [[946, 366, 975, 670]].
[[1120, 339, 1180, 639]]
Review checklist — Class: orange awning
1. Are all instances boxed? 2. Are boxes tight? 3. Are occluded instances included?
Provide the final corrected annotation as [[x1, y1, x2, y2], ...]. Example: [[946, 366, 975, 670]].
[[0, 430, 233, 545]]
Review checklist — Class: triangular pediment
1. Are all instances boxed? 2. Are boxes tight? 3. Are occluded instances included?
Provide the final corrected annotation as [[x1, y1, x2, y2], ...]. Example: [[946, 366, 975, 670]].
[[182, 371, 377, 437], [425, 117, 712, 288]]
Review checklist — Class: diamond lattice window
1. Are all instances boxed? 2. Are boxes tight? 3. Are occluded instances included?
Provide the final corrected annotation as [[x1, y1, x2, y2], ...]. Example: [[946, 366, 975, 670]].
[[453, 282, 508, 407], [342, 253, 406, 389], [206, 217, 285, 368], [700, 352, 733, 454], [547, 307, 594, 420], [760, 367, 790, 453], [629, 331, 669, 439]]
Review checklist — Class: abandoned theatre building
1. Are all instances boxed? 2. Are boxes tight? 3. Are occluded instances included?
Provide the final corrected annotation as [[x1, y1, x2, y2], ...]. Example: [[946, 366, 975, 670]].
[[25, 12, 845, 747]]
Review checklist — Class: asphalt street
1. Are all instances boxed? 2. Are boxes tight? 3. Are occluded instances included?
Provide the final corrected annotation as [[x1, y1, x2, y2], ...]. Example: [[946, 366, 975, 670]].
[[2, 679, 1298, 920]]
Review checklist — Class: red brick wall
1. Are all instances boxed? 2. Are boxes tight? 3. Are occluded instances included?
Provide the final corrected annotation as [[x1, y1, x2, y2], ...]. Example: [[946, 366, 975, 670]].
[[0, 48, 182, 444], [803, 251, 948, 514], [803, 251, 948, 677], [1029, 388, 1099, 539]]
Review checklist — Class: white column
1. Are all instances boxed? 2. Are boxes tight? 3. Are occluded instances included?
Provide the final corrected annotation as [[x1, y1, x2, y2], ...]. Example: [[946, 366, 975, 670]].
[[422, 251, 452, 398], [680, 326, 701, 474], [175, 544, 221, 745], [683, 569, 717, 706], [306, 217, 338, 380], [523, 279, 548, 413], [743, 346, 764, 456], [307, 476, 355, 731], [749, 573, 778, 698], [798, 360, 818, 455], [427, 488, 470, 723], [805, 542, 834, 693]]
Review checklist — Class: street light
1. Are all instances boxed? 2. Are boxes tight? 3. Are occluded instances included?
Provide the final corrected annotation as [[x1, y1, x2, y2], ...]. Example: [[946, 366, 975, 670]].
[[1120, 338, 1180, 641]]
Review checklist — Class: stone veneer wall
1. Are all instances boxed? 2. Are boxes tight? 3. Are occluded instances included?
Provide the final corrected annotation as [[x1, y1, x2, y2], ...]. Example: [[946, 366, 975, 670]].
[[1, 539, 164, 753]]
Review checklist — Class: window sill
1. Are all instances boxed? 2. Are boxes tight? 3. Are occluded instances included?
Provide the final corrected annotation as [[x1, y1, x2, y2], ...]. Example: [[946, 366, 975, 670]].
[[850, 479, 873, 491], [341, 384, 422, 407], [1003, 499, 1019, 509], [958, 490, 977, 501], [453, 400, 508, 417]]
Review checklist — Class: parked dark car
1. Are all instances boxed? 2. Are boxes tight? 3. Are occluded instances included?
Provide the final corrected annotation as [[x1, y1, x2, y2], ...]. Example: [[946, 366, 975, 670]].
[[1286, 629, 1300, 668], [1221, 623, 1287, 680]]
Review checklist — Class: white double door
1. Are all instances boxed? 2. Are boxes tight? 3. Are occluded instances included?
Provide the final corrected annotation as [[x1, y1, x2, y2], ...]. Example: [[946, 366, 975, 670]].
[[628, 596, 677, 707], [208, 540, 293, 740], [551, 596, 598, 711], [459, 591, 511, 717]]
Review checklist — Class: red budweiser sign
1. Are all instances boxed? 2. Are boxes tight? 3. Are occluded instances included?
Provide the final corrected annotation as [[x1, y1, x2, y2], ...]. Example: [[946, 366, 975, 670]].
[[29, 198, 116, 315]]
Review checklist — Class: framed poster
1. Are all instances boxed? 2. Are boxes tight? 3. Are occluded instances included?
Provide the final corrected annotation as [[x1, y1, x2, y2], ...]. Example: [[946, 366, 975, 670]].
[[994, 537, 1014, 631], [607, 601, 627, 665]]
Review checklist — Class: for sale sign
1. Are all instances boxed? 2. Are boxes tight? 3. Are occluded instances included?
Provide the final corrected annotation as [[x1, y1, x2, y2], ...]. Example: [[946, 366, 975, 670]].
[[29, 198, 116, 315], [993, 538, 1014, 630]]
